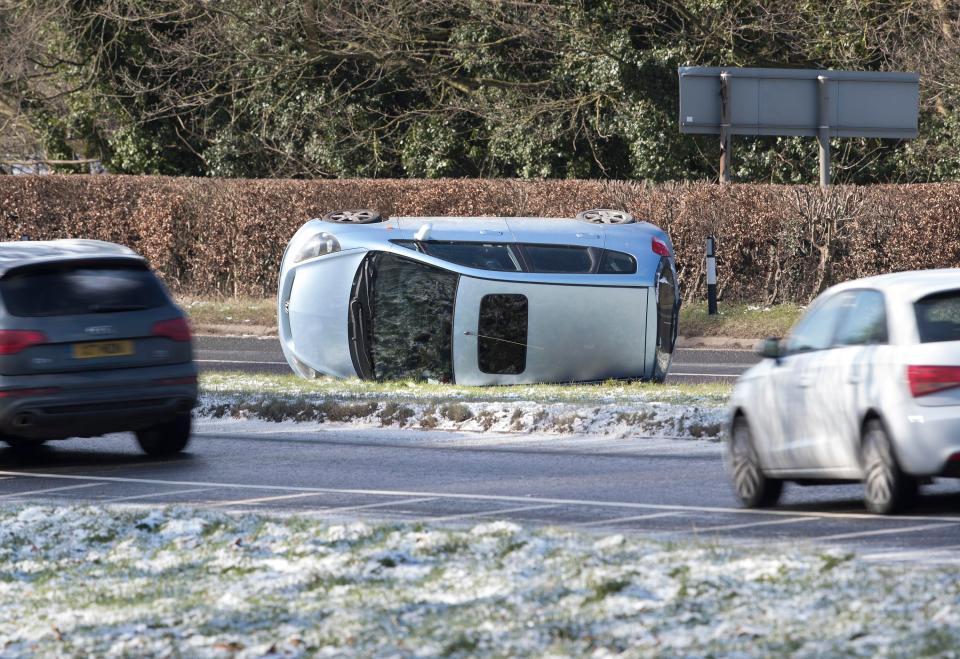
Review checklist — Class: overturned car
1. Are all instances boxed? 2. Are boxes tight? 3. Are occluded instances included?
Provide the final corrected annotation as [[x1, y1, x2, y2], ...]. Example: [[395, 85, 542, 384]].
[[278, 209, 679, 385]]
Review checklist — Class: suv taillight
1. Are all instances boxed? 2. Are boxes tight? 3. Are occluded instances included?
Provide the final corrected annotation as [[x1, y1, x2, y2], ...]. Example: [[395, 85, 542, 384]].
[[151, 317, 192, 342], [907, 365, 960, 397], [0, 330, 47, 355]]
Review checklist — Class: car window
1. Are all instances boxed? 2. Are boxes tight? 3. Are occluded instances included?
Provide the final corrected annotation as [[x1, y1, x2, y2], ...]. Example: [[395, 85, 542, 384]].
[[399, 241, 523, 272], [835, 290, 888, 346], [478, 294, 528, 374], [0, 263, 169, 317], [523, 245, 594, 273], [915, 290, 960, 343], [598, 250, 637, 274], [368, 253, 457, 381], [785, 292, 851, 354]]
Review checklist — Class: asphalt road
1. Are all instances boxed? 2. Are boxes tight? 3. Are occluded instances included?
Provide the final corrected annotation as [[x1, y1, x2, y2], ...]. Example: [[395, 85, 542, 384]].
[[1, 424, 957, 564], [195, 335, 760, 383]]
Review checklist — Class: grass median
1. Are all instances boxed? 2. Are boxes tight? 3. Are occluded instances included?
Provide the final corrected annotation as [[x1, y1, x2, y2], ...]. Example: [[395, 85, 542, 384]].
[[198, 372, 731, 439], [0, 505, 956, 657]]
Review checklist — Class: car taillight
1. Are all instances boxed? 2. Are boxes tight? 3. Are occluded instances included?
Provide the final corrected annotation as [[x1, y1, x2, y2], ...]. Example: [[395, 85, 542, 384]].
[[0, 330, 47, 355], [152, 317, 192, 342], [0, 387, 59, 398], [907, 365, 960, 397], [652, 237, 671, 257]]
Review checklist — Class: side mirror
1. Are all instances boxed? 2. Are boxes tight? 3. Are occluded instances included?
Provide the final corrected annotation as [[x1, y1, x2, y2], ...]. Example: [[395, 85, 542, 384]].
[[756, 337, 783, 360]]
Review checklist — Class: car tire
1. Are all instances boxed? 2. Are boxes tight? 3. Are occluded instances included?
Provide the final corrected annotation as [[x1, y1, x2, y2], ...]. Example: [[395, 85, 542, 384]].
[[136, 414, 192, 457], [322, 209, 383, 224], [861, 419, 916, 515], [729, 417, 783, 508]]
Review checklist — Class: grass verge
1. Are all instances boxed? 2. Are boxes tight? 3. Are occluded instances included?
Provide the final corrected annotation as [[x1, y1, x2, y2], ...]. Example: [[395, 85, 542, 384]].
[[0, 506, 956, 657], [180, 296, 805, 339], [679, 302, 803, 339]]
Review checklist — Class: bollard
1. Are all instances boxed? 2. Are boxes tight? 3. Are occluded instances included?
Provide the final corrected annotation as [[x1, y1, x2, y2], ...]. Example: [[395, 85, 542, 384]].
[[706, 236, 718, 315]]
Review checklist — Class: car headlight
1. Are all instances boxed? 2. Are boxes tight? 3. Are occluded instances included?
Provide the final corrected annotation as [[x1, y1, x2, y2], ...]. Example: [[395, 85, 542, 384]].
[[293, 232, 340, 263]]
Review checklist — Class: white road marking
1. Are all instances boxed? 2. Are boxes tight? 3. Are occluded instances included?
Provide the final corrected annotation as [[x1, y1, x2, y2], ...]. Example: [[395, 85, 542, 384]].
[[195, 359, 287, 365], [103, 487, 215, 503], [816, 522, 960, 542], [425, 504, 558, 523], [207, 491, 334, 507], [694, 516, 814, 533], [576, 511, 683, 527], [0, 482, 106, 499], [313, 497, 439, 514], [3, 470, 957, 523]]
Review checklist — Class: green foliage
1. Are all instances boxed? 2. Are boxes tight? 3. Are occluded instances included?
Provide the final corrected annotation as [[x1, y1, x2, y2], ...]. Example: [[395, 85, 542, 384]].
[[4, 0, 959, 182]]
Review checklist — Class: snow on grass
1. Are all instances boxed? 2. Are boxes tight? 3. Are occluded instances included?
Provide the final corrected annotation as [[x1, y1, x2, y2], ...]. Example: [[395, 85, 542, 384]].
[[0, 505, 957, 657], [198, 373, 729, 440]]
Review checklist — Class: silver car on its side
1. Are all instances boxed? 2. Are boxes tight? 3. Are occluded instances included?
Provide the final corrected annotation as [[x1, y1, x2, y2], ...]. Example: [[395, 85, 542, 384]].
[[728, 269, 960, 514], [0, 239, 197, 455], [278, 209, 680, 385]]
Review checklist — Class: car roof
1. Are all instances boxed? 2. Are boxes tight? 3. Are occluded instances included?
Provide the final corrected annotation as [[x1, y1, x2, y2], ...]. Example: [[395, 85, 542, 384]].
[[0, 239, 142, 277], [828, 268, 960, 302]]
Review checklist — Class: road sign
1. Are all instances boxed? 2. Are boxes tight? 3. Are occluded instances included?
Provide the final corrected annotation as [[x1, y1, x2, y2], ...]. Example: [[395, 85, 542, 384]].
[[678, 67, 920, 185]]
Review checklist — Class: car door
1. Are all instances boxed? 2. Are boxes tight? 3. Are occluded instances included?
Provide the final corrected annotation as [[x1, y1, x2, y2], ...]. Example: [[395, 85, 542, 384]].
[[452, 276, 649, 385], [768, 292, 851, 471], [802, 289, 889, 473]]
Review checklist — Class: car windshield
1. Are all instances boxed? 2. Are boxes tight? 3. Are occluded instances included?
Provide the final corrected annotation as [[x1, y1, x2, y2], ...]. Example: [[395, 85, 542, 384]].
[[915, 290, 960, 343], [0, 262, 169, 317]]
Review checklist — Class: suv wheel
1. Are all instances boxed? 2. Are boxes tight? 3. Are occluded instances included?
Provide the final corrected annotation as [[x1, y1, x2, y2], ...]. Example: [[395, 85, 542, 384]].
[[136, 414, 192, 457], [729, 417, 783, 508], [861, 419, 916, 514]]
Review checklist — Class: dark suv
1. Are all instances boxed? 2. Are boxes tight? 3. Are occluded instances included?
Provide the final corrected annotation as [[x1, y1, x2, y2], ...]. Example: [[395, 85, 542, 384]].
[[0, 239, 197, 455]]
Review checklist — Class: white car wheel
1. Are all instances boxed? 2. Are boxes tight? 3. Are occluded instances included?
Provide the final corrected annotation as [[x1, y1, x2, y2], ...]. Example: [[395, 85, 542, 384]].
[[861, 419, 916, 514], [729, 418, 783, 508]]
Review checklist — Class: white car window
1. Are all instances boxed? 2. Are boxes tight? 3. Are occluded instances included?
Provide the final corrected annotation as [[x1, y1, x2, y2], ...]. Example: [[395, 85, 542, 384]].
[[915, 290, 960, 343], [835, 290, 888, 346], [785, 292, 852, 354]]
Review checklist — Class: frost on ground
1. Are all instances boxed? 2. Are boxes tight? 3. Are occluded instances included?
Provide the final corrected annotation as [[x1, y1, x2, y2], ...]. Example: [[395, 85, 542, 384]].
[[198, 373, 728, 441], [0, 506, 957, 658]]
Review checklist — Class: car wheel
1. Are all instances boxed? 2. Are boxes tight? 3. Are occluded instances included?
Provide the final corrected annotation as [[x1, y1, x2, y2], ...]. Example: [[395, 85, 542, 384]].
[[861, 419, 916, 514], [322, 209, 383, 224], [136, 414, 192, 457], [729, 417, 783, 508], [574, 209, 635, 225]]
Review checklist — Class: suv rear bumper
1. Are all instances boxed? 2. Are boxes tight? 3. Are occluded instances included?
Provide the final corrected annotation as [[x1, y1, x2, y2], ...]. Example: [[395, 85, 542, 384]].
[[0, 364, 197, 441]]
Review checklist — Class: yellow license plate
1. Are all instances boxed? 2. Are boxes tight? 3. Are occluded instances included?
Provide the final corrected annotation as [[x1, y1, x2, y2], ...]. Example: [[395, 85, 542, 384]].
[[72, 340, 135, 359]]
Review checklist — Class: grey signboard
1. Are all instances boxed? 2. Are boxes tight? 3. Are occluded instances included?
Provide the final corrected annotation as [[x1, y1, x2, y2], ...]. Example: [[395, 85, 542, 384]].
[[679, 67, 919, 139]]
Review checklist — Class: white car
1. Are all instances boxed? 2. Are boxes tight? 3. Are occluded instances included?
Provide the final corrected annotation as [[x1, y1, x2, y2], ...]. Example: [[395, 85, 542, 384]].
[[728, 269, 960, 514], [278, 209, 680, 385]]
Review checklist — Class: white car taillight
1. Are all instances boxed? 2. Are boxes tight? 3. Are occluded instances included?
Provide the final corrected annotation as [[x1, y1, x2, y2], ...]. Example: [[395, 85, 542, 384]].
[[907, 364, 960, 397]]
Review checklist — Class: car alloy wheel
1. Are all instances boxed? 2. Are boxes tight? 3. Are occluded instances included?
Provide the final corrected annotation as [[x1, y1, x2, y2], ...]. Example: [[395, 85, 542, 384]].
[[729, 418, 783, 508], [574, 209, 635, 225], [861, 419, 916, 514], [322, 209, 383, 224]]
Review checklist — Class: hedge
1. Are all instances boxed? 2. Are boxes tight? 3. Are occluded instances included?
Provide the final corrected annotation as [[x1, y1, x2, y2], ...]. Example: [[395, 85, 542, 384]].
[[2, 175, 960, 303]]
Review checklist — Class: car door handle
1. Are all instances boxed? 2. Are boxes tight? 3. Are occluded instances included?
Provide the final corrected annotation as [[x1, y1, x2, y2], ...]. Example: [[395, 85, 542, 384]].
[[848, 375, 860, 385], [797, 376, 813, 388]]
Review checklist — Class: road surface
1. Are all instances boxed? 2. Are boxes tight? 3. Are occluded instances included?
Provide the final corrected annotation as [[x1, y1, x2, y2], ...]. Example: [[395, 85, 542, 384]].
[[195, 335, 759, 383], [1, 423, 957, 563]]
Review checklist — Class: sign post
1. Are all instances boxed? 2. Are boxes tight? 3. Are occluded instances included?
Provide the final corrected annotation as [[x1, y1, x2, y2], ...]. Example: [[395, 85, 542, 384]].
[[706, 236, 718, 315], [678, 67, 919, 188]]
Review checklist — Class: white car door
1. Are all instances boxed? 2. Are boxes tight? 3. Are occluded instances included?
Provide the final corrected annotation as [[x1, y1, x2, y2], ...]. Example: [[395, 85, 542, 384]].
[[770, 293, 851, 472], [798, 289, 888, 473]]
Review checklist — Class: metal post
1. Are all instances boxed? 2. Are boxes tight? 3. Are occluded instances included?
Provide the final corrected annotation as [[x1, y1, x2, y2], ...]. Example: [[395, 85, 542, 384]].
[[706, 236, 718, 315], [817, 75, 831, 188], [719, 72, 732, 184]]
